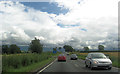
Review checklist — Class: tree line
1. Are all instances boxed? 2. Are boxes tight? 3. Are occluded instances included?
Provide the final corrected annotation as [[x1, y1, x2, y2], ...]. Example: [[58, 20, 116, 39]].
[[2, 37, 105, 54], [58, 45, 104, 52], [2, 37, 43, 54], [52, 44, 104, 52], [83, 45, 104, 51], [2, 44, 21, 54]]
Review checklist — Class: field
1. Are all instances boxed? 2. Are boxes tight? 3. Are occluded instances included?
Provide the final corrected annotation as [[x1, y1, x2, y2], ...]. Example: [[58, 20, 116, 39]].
[[71, 52, 120, 68], [2, 52, 60, 72]]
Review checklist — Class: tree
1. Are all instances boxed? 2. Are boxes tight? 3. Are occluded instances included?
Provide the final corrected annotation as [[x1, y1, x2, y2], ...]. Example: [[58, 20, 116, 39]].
[[2, 45, 9, 54], [53, 47, 57, 51], [9, 44, 21, 54], [73, 49, 76, 52], [83, 47, 89, 51], [63, 45, 74, 52], [58, 47, 61, 50], [2, 44, 21, 54], [98, 45, 104, 51], [76, 50, 79, 52], [58, 47, 62, 52], [29, 37, 43, 53]]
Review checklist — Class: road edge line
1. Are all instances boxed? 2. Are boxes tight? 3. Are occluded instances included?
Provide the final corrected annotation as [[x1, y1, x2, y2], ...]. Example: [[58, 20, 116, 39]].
[[36, 58, 57, 74]]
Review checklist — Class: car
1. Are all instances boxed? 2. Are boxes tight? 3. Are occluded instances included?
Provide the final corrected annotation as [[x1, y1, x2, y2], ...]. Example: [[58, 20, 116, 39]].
[[70, 54, 78, 60], [85, 53, 112, 70], [66, 52, 69, 55], [58, 54, 66, 61]]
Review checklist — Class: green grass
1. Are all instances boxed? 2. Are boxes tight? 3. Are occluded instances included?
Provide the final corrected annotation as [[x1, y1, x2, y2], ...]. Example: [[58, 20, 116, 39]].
[[6, 58, 54, 72], [2, 52, 60, 72], [107, 55, 120, 68], [77, 55, 86, 60]]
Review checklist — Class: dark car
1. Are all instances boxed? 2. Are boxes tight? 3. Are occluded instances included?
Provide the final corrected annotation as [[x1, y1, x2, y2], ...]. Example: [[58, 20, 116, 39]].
[[58, 54, 66, 61], [70, 54, 78, 60], [66, 52, 70, 55]]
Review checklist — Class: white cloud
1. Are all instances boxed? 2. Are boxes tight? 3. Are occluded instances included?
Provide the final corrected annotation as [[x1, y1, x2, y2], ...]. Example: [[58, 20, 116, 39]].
[[53, 0, 118, 24], [0, 1, 74, 46], [52, 0, 119, 49], [0, 0, 119, 50]]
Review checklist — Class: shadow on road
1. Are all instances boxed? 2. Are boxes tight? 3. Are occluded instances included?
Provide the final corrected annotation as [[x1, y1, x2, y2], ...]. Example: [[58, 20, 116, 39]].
[[57, 60, 66, 62], [82, 67, 112, 71]]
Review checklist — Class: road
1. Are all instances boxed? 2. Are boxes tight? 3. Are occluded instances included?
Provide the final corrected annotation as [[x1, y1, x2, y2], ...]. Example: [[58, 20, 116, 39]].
[[37, 54, 119, 73]]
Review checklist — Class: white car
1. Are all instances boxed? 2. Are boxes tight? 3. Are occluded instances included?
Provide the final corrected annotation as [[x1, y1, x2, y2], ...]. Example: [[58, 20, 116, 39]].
[[70, 54, 78, 60], [85, 53, 112, 70]]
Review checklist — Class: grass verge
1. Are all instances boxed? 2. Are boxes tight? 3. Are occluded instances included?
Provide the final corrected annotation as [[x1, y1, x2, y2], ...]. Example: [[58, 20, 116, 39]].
[[5, 58, 54, 72], [2, 52, 60, 72]]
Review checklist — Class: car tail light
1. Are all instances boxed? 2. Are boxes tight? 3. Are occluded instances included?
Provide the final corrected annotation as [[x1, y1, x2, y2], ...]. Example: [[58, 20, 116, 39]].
[[63, 56, 66, 59]]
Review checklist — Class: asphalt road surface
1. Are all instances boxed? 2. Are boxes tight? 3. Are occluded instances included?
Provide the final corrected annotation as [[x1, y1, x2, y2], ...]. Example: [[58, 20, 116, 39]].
[[38, 54, 119, 72]]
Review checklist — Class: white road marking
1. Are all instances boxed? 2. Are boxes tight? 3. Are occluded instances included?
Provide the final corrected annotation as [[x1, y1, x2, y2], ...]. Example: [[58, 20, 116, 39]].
[[37, 59, 57, 74], [74, 64, 79, 67]]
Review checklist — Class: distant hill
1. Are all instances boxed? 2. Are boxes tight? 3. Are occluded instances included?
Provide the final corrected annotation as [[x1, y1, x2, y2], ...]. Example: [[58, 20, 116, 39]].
[[18, 45, 120, 52], [18, 46, 65, 52]]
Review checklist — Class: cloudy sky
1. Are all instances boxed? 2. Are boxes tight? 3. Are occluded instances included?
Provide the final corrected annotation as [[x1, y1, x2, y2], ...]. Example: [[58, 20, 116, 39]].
[[0, 0, 119, 50]]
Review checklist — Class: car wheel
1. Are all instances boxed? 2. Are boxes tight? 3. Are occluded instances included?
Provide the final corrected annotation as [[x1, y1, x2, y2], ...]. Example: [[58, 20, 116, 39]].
[[87, 64, 90, 68], [85, 61, 88, 68], [85, 64, 88, 68], [90, 63, 94, 70], [108, 67, 112, 70]]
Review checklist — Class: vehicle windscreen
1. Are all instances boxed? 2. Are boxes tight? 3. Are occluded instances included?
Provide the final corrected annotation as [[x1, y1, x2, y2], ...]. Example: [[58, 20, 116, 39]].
[[91, 53, 106, 59]]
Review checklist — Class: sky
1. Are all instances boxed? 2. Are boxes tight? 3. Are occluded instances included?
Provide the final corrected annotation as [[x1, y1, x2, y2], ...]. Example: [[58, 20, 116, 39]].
[[0, 0, 120, 50]]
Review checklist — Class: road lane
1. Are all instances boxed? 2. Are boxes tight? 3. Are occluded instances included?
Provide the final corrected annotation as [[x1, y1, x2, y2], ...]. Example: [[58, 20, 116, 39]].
[[39, 54, 119, 72]]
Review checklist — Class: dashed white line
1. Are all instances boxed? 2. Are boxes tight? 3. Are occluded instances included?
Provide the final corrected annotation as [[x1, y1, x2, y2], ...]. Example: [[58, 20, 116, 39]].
[[37, 59, 57, 74], [74, 64, 79, 67]]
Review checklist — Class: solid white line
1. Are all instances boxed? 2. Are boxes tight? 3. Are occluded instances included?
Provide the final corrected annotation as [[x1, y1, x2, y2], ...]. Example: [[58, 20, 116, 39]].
[[37, 59, 57, 74]]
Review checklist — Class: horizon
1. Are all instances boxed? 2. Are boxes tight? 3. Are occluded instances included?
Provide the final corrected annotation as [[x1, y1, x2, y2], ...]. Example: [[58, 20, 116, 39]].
[[1, 44, 120, 50], [18, 45, 120, 51]]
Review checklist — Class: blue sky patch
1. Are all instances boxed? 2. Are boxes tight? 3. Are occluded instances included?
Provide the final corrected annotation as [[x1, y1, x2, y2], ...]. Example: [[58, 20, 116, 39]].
[[57, 24, 80, 28], [81, 28, 87, 31], [21, 2, 69, 15]]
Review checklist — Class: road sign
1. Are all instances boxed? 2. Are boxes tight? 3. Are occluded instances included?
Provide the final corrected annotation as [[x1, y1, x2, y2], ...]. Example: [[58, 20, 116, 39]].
[[53, 51, 57, 53]]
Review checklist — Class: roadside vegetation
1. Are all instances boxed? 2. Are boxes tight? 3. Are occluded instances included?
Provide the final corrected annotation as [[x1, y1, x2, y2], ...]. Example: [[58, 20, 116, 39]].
[[2, 52, 59, 72], [2, 37, 60, 72], [70, 52, 120, 68]]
